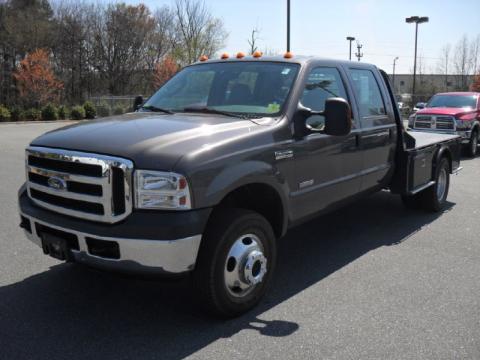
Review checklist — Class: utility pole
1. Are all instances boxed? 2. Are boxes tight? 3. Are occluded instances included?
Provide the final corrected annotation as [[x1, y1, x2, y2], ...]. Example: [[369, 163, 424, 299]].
[[346, 36, 355, 60], [405, 16, 429, 104], [286, 0, 290, 52], [355, 41, 363, 62], [392, 57, 399, 93]]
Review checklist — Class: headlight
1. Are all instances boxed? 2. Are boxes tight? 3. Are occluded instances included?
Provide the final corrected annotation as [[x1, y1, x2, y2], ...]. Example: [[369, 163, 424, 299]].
[[134, 170, 191, 210]]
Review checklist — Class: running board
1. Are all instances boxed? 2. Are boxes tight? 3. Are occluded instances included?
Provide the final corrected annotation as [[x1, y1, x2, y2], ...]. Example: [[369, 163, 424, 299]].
[[409, 181, 435, 195], [452, 166, 463, 175]]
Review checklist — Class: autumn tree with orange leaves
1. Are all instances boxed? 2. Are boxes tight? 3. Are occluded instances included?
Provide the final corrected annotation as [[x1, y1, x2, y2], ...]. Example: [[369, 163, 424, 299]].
[[152, 57, 178, 89], [13, 49, 63, 107]]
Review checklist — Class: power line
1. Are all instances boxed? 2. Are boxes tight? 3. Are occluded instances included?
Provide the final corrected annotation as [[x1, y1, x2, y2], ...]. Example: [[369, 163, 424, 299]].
[[364, 52, 441, 60]]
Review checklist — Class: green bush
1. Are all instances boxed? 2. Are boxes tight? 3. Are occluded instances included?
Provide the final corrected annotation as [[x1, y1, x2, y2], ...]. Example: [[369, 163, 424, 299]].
[[113, 105, 125, 115], [41, 103, 58, 121], [96, 101, 111, 117], [24, 108, 42, 121], [0, 105, 11, 122], [70, 106, 86, 120], [83, 101, 96, 119], [58, 105, 69, 120], [10, 107, 25, 121]]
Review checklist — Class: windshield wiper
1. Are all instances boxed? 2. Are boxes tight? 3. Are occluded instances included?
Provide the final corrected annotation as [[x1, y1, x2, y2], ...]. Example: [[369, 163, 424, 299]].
[[141, 105, 174, 114], [183, 106, 248, 119]]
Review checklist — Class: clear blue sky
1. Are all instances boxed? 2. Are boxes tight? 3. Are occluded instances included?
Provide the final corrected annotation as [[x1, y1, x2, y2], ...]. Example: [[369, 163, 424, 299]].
[[123, 0, 480, 74]]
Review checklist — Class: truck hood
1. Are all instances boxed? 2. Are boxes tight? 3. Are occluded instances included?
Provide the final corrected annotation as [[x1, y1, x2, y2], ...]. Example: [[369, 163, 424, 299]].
[[416, 107, 476, 117], [30, 112, 264, 170]]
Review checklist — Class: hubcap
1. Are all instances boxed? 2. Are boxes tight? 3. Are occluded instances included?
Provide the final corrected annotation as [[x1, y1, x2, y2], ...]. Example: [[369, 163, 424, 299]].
[[436, 167, 447, 201], [224, 234, 267, 297]]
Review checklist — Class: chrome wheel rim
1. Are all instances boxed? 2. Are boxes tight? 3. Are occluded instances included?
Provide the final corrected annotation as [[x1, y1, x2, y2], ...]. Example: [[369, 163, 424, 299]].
[[436, 167, 447, 201], [224, 234, 267, 298]]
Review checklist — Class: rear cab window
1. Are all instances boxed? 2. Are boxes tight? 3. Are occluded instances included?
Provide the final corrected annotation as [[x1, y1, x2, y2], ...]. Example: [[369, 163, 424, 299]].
[[347, 68, 393, 128]]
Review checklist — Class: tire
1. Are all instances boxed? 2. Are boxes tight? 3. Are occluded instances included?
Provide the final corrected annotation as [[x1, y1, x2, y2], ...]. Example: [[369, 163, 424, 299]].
[[400, 157, 450, 212], [467, 129, 478, 157], [193, 208, 277, 318], [420, 157, 450, 212]]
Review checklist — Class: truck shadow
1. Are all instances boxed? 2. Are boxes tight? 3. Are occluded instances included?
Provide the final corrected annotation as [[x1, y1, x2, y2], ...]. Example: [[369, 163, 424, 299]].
[[0, 191, 454, 360]]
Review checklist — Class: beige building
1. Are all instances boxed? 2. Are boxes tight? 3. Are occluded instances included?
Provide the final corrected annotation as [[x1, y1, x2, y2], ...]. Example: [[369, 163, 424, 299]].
[[389, 74, 476, 102]]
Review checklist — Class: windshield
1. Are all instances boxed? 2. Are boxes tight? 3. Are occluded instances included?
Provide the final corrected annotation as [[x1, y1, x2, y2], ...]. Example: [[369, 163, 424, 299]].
[[143, 62, 300, 117], [427, 94, 478, 109]]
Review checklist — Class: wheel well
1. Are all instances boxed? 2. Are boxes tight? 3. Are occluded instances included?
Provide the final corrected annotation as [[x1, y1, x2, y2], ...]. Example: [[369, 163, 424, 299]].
[[473, 124, 479, 135], [214, 183, 285, 238], [437, 148, 452, 173]]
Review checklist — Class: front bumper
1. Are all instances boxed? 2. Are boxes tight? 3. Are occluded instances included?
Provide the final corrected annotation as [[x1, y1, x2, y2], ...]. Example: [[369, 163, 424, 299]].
[[19, 189, 211, 275]]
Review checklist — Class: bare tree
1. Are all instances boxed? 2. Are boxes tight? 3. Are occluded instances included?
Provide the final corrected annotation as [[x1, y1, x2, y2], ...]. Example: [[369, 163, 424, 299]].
[[89, 3, 156, 94], [173, 0, 227, 65], [247, 28, 260, 55], [470, 34, 480, 75], [52, 1, 93, 102], [454, 35, 471, 90], [437, 44, 451, 91], [148, 6, 177, 67]]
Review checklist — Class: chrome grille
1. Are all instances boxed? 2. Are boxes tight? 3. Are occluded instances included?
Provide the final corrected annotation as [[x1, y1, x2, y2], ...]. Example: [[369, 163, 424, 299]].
[[414, 115, 455, 131], [26, 147, 133, 223], [435, 116, 455, 130], [414, 115, 432, 129]]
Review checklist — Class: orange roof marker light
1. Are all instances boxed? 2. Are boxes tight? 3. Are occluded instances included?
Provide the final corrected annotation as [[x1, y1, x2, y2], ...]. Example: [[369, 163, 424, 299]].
[[236, 52, 246, 59], [221, 53, 230, 59], [284, 51, 294, 59], [252, 51, 263, 58], [199, 55, 208, 62]]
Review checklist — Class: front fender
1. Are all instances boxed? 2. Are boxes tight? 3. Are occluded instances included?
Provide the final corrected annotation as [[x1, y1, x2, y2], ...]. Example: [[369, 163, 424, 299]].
[[434, 140, 461, 175], [204, 160, 289, 205], [193, 160, 290, 235], [472, 120, 480, 133]]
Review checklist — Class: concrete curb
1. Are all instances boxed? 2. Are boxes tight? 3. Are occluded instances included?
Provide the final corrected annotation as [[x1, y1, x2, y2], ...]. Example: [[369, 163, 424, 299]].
[[0, 120, 81, 125]]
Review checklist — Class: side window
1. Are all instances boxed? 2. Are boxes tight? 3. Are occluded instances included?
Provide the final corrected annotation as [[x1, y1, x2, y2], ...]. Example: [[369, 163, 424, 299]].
[[300, 67, 348, 131], [349, 69, 386, 117]]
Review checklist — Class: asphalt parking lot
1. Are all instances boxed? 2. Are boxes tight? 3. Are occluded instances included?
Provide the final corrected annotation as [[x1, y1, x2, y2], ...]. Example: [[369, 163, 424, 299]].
[[1, 122, 479, 360]]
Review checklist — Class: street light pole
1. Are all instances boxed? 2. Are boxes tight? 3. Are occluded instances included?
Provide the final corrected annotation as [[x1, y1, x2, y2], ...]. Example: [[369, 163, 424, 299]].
[[346, 36, 355, 60], [392, 56, 399, 93], [287, 0, 290, 52], [406, 16, 429, 104]]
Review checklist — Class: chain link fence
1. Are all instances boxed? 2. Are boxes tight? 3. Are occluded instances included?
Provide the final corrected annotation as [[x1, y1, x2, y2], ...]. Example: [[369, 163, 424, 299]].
[[88, 96, 147, 117]]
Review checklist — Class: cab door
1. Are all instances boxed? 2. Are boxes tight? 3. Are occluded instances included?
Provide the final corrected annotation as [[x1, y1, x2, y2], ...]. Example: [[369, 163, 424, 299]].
[[289, 66, 363, 222], [346, 68, 397, 191]]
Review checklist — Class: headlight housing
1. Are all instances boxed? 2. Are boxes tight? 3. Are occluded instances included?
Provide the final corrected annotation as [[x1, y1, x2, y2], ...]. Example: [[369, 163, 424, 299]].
[[134, 170, 191, 210]]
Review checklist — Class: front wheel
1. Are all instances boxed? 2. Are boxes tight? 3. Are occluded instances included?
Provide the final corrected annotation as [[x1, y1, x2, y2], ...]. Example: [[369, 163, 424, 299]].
[[467, 129, 478, 157], [193, 209, 277, 318]]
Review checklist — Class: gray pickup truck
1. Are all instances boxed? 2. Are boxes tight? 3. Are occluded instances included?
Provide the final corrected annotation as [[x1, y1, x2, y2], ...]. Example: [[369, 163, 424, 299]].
[[18, 55, 461, 317]]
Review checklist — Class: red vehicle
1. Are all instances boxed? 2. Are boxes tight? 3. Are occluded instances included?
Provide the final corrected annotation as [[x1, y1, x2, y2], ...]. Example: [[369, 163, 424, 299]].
[[409, 92, 480, 156]]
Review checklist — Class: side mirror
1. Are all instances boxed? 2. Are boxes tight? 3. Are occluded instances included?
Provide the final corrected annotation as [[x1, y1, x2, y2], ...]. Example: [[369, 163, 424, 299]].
[[323, 97, 352, 136], [296, 98, 352, 137], [133, 95, 144, 111]]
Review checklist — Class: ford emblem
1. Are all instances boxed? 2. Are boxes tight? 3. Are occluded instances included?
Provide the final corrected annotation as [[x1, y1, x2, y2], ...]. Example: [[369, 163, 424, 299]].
[[47, 176, 67, 191]]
